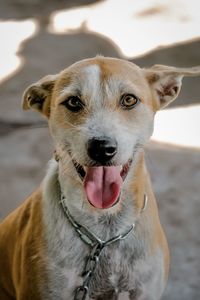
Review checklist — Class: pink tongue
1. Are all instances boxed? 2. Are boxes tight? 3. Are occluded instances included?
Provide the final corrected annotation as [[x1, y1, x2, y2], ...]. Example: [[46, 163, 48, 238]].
[[84, 166, 123, 209]]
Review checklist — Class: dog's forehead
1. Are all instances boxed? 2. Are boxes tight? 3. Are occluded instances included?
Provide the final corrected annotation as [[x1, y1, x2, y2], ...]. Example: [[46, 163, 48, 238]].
[[78, 58, 141, 78], [57, 58, 146, 94]]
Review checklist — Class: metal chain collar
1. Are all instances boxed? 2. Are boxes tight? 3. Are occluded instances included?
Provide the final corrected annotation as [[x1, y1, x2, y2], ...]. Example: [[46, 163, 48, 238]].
[[60, 194, 147, 300]]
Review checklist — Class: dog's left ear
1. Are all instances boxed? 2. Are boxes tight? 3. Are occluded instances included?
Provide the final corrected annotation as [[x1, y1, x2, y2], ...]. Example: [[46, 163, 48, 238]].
[[144, 65, 200, 109], [22, 74, 58, 117]]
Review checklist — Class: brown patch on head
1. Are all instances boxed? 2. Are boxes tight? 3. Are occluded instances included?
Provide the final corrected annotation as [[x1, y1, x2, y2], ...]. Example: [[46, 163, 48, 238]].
[[95, 57, 153, 109], [95, 57, 141, 82], [51, 73, 73, 106]]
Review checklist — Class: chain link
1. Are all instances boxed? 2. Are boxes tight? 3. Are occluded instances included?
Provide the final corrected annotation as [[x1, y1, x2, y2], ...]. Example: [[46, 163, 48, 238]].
[[74, 243, 104, 300], [59, 196, 143, 300], [73, 227, 134, 300]]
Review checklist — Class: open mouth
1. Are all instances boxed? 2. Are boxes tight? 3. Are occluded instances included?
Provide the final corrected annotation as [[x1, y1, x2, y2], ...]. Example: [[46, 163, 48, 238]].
[[72, 159, 132, 209]]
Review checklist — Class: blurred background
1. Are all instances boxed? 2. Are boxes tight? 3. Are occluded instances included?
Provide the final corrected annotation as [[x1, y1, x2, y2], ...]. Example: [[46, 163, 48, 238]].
[[0, 0, 200, 299]]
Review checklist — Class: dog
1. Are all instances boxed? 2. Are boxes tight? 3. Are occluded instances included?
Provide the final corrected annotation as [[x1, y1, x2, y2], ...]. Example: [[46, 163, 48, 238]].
[[0, 57, 200, 300]]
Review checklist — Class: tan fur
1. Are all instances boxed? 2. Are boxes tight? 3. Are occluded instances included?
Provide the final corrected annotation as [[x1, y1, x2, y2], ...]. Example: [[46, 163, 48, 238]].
[[0, 189, 47, 299], [1, 57, 200, 299]]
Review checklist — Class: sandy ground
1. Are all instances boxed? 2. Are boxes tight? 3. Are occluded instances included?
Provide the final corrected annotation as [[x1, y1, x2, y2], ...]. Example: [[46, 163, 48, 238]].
[[0, 1, 200, 299]]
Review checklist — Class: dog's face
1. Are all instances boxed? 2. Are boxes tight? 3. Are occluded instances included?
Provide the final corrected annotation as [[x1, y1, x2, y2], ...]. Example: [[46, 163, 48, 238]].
[[23, 57, 200, 210]]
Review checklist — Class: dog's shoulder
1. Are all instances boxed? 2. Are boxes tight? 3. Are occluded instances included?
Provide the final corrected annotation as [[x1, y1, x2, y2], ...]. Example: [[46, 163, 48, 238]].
[[0, 188, 43, 243], [0, 188, 46, 299]]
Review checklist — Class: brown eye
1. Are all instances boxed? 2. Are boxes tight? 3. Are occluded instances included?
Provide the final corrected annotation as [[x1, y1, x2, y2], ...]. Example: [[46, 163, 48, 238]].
[[61, 96, 84, 112], [120, 94, 139, 109]]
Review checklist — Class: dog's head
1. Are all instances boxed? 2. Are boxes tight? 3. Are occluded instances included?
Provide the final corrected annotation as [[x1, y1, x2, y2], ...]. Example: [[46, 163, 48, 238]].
[[22, 57, 200, 210]]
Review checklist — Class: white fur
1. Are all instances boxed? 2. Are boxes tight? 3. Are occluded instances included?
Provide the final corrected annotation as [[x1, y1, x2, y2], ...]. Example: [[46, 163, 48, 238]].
[[82, 64, 101, 103]]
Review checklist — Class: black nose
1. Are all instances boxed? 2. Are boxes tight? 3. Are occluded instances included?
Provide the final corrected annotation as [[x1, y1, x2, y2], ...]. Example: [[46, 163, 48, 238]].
[[87, 137, 117, 164]]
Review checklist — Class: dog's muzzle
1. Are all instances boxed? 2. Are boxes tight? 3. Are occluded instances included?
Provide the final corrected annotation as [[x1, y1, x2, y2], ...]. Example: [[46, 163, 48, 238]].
[[66, 136, 133, 210]]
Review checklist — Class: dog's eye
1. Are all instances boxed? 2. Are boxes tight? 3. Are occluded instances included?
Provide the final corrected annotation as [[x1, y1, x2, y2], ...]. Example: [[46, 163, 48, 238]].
[[61, 96, 84, 112], [120, 94, 139, 109]]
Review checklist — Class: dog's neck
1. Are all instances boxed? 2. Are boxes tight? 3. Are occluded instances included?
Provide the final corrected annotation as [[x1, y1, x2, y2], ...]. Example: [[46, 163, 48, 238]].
[[42, 150, 148, 239]]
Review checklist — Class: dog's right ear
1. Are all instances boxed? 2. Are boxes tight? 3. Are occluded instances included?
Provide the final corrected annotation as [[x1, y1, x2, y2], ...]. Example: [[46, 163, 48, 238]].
[[22, 74, 58, 117]]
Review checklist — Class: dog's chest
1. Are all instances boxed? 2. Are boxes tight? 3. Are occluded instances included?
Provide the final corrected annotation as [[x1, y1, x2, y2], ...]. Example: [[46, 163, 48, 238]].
[[44, 226, 164, 300]]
